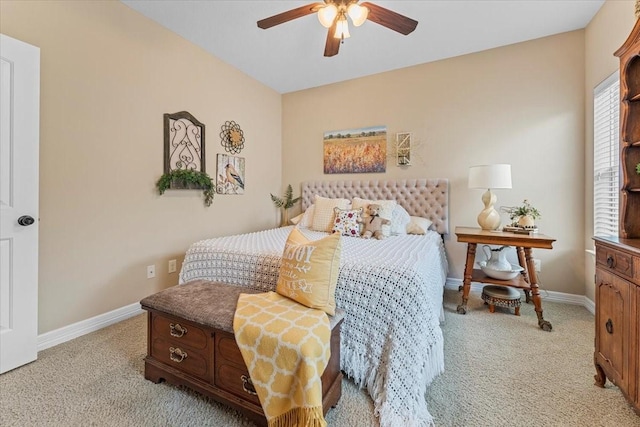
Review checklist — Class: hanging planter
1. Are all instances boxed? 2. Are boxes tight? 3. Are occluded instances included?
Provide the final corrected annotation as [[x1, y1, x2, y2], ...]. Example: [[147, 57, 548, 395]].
[[156, 169, 214, 207]]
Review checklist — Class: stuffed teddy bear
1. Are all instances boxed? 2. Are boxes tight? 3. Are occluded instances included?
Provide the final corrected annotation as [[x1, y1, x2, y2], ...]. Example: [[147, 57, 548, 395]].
[[358, 204, 390, 240]]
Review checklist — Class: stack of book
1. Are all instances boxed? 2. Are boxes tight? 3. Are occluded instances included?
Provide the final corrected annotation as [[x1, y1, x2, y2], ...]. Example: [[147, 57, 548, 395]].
[[502, 225, 539, 235]]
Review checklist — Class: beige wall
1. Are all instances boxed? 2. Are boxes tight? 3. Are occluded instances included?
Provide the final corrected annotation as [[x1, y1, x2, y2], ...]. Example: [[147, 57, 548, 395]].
[[583, 0, 636, 302], [1, 0, 282, 333], [283, 31, 587, 295], [2, 0, 634, 334]]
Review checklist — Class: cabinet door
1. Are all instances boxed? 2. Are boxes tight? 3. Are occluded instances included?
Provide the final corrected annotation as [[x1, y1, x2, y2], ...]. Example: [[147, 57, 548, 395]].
[[636, 284, 640, 408], [595, 269, 631, 391]]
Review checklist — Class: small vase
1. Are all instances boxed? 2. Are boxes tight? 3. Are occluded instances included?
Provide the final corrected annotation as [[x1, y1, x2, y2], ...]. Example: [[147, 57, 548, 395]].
[[518, 215, 535, 228], [280, 209, 289, 227]]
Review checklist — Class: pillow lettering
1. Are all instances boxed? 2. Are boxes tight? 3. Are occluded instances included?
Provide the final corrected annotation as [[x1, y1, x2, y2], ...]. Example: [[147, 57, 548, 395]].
[[276, 228, 342, 315]]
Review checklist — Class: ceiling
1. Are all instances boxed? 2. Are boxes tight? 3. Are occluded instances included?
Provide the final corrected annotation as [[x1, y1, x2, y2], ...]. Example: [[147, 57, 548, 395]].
[[121, 0, 604, 94]]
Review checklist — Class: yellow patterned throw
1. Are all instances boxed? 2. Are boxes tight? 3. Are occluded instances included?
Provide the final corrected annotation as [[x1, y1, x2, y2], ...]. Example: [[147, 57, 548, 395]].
[[233, 292, 331, 427]]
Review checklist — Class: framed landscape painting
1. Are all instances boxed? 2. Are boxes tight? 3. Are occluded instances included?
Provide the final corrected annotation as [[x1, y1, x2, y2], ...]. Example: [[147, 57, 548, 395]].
[[323, 125, 387, 174]]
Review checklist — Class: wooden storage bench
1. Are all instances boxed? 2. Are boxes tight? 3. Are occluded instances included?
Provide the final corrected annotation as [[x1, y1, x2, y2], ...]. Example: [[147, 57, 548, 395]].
[[140, 280, 343, 426]]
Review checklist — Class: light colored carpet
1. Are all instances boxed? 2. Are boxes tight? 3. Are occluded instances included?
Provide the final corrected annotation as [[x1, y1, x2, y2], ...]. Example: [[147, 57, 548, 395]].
[[1, 288, 638, 427]]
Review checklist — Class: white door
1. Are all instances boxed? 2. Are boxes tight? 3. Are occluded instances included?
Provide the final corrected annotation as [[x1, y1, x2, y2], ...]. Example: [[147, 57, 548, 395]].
[[0, 34, 40, 374]]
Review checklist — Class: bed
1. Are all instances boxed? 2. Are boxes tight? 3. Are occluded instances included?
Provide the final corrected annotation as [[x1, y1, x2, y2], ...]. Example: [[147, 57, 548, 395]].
[[179, 179, 449, 427]]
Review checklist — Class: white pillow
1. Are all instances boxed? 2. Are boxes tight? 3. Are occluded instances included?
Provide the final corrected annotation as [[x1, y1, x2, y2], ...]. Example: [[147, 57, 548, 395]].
[[351, 197, 396, 237], [406, 216, 433, 235], [289, 212, 304, 225], [295, 205, 315, 229], [311, 195, 351, 232], [390, 205, 411, 235]]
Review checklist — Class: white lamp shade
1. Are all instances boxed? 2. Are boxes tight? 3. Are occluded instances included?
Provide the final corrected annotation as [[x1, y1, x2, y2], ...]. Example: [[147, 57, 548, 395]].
[[347, 3, 369, 26], [334, 17, 350, 39], [318, 4, 338, 28], [468, 164, 512, 190]]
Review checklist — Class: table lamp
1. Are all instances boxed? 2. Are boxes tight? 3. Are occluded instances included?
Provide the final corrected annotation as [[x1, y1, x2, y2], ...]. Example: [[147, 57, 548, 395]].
[[468, 164, 512, 230]]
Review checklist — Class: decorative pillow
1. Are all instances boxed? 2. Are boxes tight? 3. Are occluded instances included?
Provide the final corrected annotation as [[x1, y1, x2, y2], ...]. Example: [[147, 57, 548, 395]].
[[351, 197, 396, 237], [276, 228, 342, 315], [332, 207, 362, 237], [311, 195, 350, 232], [289, 212, 304, 225], [294, 205, 315, 229], [390, 205, 411, 235], [406, 216, 434, 235]]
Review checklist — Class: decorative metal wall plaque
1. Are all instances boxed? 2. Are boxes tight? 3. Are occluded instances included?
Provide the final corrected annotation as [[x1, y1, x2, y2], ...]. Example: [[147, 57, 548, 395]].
[[396, 132, 411, 166], [219, 120, 245, 154], [164, 111, 205, 173]]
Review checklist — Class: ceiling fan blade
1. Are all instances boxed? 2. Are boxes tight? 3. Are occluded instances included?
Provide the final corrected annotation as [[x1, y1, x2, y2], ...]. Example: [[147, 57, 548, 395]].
[[360, 2, 418, 35], [324, 20, 340, 57], [257, 3, 324, 29]]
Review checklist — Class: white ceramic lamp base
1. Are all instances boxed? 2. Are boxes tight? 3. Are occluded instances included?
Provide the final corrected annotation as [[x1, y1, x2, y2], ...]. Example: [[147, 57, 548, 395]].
[[477, 189, 501, 230]]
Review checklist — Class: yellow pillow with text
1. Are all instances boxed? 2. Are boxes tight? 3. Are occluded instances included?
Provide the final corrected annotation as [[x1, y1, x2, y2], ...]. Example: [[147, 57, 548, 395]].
[[276, 228, 342, 316]]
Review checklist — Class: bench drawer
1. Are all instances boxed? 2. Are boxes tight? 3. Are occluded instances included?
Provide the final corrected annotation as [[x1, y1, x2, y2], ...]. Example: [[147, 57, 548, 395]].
[[150, 336, 212, 381], [215, 361, 262, 407], [151, 313, 209, 350]]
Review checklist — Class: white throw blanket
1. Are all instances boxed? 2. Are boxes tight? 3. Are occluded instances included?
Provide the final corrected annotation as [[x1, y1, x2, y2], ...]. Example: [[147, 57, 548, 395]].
[[181, 226, 448, 427]]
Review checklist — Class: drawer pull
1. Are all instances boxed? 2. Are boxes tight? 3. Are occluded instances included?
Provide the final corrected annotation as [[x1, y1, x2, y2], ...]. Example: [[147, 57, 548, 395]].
[[241, 375, 258, 396], [605, 319, 613, 334], [606, 255, 615, 268], [170, 323, 187, 338], [169, 347, 187, 363]]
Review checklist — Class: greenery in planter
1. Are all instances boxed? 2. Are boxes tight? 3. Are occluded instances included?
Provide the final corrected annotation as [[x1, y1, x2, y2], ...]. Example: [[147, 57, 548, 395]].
[[270, 184, 301, 226], [156, 168, 214, 207], [502, 199, 541, 223], [636, 162, 640, 175]]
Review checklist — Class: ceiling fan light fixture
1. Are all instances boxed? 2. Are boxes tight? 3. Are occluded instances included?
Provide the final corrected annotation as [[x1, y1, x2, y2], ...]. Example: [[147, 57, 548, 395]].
[[334, 15, 350, 39], [317, 4, 338, 28], [347, 3, 368, 27]]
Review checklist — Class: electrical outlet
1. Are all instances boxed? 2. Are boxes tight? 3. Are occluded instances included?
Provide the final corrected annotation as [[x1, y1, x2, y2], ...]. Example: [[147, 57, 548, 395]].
[[168, 259, 177, 274], [147, 264, 155, 279], [533, 259, 541, 272]]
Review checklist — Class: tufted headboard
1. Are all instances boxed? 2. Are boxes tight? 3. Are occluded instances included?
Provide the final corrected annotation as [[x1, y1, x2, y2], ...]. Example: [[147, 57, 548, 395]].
[[301, 179, 449, 235]]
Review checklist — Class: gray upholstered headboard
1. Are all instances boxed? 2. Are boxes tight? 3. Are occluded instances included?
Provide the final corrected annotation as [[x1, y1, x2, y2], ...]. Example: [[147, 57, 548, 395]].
[[301, 179, 449, 235]]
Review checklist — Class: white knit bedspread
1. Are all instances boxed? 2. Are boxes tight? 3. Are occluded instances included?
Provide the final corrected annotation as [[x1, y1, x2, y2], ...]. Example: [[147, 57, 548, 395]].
[[179, 226, 448, 427]]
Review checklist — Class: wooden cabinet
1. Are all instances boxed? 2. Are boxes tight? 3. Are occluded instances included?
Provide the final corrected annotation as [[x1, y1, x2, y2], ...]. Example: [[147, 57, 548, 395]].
[[143, 308, 343, 427], [593, 237, 640, 415], [615, 19, 640, 238]]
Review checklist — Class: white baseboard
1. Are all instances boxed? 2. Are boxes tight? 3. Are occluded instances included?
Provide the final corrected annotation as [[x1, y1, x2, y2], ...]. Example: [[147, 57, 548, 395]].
[[445, 278, 596, 315], [37, 278, 597, 352], [37, 302, 144, 352]]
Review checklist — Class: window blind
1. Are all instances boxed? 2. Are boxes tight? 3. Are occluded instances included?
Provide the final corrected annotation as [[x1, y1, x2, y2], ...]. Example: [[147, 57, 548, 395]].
[[593, 72, 620, 237]]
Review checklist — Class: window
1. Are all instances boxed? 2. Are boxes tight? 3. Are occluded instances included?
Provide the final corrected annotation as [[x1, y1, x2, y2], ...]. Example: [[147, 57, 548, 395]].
[[593, 72, 620, 237]]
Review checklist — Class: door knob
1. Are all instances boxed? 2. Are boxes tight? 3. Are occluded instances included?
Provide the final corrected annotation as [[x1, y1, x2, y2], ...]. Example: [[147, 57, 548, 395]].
[[17, 215, 35, 226]]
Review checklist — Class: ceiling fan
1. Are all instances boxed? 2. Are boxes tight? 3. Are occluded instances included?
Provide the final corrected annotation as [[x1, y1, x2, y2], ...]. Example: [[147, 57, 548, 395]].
[[257, 1, 418, 57]]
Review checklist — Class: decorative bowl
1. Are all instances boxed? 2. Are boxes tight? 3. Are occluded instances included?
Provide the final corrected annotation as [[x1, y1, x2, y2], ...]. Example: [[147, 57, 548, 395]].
[[479, 261, 524, 280]]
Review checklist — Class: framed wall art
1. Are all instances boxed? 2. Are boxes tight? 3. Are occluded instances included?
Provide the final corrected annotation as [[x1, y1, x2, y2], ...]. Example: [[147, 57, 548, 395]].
[[323, 125, 387, 174], [216, 154, 245, 195]]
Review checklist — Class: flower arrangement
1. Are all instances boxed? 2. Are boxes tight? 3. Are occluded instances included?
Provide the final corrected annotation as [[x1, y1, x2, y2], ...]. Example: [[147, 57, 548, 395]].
[[270, 184, 301, 226], [502, 199, 541, 228]]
